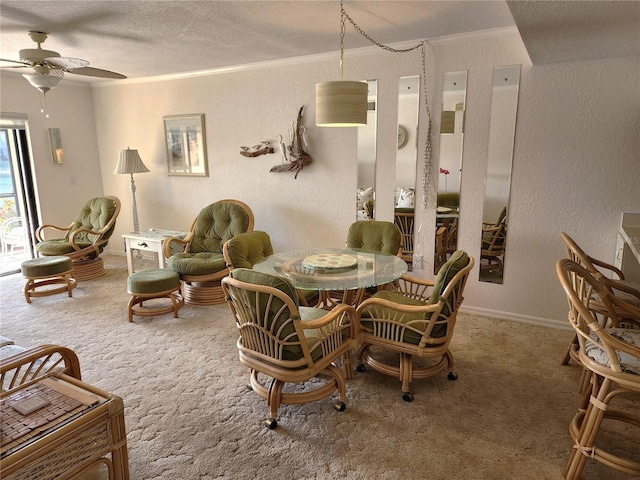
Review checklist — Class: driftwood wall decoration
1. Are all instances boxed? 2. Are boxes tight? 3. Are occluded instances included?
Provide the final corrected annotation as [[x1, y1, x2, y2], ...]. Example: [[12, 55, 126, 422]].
[[240, 141, 274, 157], [270, 105, 312, 179]]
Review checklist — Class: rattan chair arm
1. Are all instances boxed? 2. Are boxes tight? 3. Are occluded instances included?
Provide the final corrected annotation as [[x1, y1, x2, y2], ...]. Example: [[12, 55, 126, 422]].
[[35, 222, 74, 241], [357, 296, 440, 315], [588, 321, 640, 362], [300, 304, 356, 334], [162, 233, 192, 258], [67, 227, 104, 251], [590, 256, 625, 280]]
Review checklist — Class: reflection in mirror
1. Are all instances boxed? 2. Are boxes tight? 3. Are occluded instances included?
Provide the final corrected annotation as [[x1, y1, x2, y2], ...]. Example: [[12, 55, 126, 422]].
[[357, 80, 378, 221], [479, 65, 521, 284], [394, 75, 420, 270], [435, 71, 468, 274]]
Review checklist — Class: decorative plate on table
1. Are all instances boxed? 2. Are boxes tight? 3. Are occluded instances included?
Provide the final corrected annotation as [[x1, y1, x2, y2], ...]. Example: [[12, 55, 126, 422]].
[[437, 207, 452, 213], [302, 254, 358, 272]]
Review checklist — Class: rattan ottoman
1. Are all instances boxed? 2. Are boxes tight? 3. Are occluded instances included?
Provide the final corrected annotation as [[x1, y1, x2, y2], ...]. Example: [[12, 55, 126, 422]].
[[21, 256, 77, 304], [127, 269, 184, 322]]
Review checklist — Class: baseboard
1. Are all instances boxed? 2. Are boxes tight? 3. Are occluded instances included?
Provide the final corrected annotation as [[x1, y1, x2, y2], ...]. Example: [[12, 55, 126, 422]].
[[460, 306, 572, 331]]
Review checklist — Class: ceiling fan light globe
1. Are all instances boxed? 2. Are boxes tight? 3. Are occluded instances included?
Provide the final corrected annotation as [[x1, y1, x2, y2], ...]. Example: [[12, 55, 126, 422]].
[[22, 73, 61, 93]]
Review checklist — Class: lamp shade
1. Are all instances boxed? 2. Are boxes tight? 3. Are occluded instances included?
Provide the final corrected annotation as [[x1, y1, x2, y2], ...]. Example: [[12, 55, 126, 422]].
[[22, 73, 61, 93], [114, 148, 150, 175], [316, 80, 368, 127]]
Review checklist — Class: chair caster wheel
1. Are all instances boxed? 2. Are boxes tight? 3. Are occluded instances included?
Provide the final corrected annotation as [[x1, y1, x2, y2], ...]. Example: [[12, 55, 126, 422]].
[[447, 372, 458, 380], [335, 401, 346, 412], [402, 392, 413, 402], [356, 364, 366, 372], [265, 418, 277, 429]]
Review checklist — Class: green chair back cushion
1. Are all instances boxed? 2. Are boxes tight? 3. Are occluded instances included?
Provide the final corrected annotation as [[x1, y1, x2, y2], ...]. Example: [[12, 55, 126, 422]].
[[346, 221, 401, 255], [72, 197, 118, 244], [226, 231, 273, 269], [229, 268, 304, 360], [190, 201, 252, 254], [429, 250, 470, 315]]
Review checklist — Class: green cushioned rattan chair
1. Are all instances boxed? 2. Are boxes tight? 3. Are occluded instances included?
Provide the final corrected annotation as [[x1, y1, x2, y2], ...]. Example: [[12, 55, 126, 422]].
[[35, 196, 121, 281], [223, 230, 318, 309], [163, 199, 254, 305], [320, 220, 403, 310], [222, 231, 273, 270], [355, 250, 474, 402], [221, 268, 356, 429]]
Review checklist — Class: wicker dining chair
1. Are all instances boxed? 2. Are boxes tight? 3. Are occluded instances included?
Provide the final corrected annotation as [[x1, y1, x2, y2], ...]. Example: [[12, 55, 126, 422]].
[[560, 232, 640, 365], [35, 196, 121, 281], [163, 199, 254, 305], [320, 220, 403, 309], [221, 268, 356, 429], [356, 250, 474, 402], [556, 259, 640, 479]]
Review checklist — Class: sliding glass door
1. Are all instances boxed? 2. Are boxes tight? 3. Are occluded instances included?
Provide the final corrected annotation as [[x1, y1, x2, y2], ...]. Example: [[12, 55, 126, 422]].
[[0, 122, 37, 275]]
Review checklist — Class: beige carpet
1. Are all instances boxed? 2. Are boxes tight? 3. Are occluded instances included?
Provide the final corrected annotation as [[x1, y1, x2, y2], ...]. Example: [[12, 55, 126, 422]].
[[1, 255, 638, 479]]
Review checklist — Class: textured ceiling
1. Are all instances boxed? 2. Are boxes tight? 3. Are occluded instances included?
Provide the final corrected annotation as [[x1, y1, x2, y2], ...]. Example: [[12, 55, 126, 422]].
[[507, 0, 640, 64], [0, 1, 637, 84]]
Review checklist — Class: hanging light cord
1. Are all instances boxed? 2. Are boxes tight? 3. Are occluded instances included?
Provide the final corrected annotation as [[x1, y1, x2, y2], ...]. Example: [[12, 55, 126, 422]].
[[340, 1, 435, 208]]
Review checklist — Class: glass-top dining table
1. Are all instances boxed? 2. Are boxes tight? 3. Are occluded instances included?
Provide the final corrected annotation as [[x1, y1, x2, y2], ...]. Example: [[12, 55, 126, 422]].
[[253, 248, 408, 295]]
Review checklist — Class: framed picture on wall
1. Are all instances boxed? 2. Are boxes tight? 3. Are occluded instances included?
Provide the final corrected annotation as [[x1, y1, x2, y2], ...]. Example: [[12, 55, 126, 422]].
[[163, 114, 208, 176]]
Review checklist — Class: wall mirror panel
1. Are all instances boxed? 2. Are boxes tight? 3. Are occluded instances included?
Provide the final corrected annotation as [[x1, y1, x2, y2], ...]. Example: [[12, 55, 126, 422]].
[[435, 71, 468, 273], [479, 65, 521, 284], [394, 75, 420, 270], [357, 79, 378, 221]]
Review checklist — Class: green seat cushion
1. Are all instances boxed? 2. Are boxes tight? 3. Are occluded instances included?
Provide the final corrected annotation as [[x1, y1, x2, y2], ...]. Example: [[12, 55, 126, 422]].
[[36, 239, 96, 256], [167, 252, 226, 275], [21, 256, 73, 277], [225, 231, 273, 269], [346, 221, 401, 255], [128, 269, 180, 294]]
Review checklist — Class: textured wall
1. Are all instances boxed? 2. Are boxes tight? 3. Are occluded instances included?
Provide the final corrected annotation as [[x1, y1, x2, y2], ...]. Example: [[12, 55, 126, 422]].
[[2, 32, 638, 326]]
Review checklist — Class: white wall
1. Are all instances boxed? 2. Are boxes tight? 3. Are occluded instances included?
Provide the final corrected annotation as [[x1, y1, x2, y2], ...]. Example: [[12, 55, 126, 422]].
[[1, 31, 638, 328], [0, 73, 104, 228]]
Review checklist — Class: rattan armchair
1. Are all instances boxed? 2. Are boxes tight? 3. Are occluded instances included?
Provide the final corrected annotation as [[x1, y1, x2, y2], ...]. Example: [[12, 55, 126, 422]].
[[394, 209, 415, 268], [480, 218, 506, 277], [556, 259, 640, 479], [1, 344, 81, 391], [561, 232, 640, 365], [163, 199, 254, 305], [35, 196, 120, 280], [222, 268, 356, 429], [355, 250, 474, 402]]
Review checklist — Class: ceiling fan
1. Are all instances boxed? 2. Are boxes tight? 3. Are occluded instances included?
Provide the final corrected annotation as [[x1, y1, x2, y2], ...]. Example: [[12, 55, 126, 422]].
[[0, 31, 127, 116]]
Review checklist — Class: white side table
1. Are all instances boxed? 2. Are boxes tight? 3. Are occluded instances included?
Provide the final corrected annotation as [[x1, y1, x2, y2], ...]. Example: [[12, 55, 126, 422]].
[[122, 229, 187, 275]]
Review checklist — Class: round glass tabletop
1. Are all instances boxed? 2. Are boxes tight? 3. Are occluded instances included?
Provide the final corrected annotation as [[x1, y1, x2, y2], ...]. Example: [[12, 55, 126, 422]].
[[253, 248, 408, 291]]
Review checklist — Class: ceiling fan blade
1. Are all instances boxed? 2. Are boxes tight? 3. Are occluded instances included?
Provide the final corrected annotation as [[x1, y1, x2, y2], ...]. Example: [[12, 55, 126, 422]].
[[0, 57, 30, 66], [45, 56, 89, 70], [66, 66, 126, 79]]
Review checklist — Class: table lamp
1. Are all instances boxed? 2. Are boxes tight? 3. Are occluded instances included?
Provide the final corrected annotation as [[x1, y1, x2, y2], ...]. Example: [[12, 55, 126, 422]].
[[114, 148, 149, 232]]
